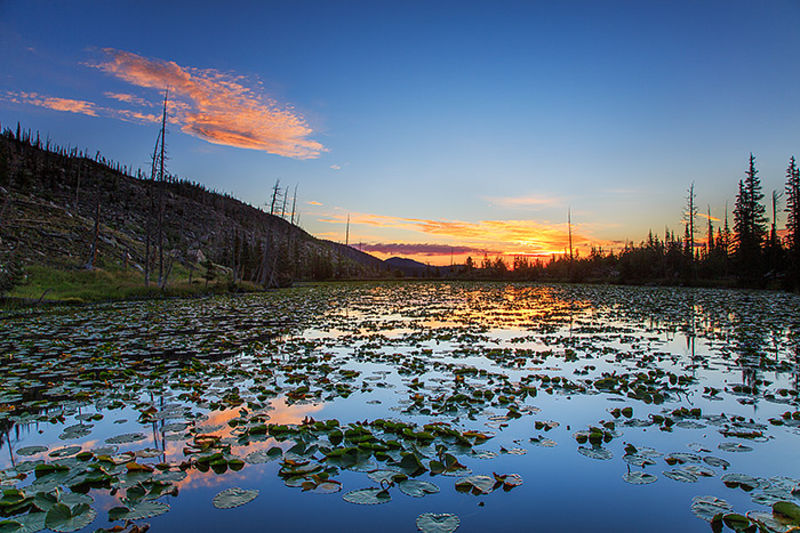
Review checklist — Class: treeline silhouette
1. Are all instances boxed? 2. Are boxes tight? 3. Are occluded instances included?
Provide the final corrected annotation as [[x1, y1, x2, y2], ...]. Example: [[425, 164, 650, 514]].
[[1, 120, 798, 292], [453, 153, 799, 290]]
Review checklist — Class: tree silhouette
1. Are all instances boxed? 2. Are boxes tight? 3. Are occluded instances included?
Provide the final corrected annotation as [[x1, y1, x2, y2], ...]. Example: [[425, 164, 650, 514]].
[[733, 154, 767, 281]]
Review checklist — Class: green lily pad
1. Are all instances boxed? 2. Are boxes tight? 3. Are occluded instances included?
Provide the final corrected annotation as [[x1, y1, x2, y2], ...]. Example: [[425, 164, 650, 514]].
[[0, 512, 46, 533], [454, 475, 497, 495], [718, 442, 753, 453], [577, 446, 612, 460], [623, 471, 657, 485], [342, 488, 391, 505], [109, 501, 170, 521], [16, 447, 47, 457], [47, 446, 82, 458], [44, 503, 96, 533], [691, 495, 733, 521], [663, 469, 698, 483], [702, 456, 730, 469], [367, 470, 403, 484], [416, 513, 460, 533], [105, 433, 147, 445], [398, 479, 440, 498], [212, 488, 259, 509], [722, 513, 751, 532], [773, 501, 800, 524]]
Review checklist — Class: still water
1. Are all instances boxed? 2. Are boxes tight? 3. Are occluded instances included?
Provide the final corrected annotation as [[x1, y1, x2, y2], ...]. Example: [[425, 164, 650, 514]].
[[1, 282, 799, 532]]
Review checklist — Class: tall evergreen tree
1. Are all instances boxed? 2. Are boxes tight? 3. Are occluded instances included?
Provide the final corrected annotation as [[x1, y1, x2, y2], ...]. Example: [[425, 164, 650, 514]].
[[786, 156, 800, 286], [733, 154, 767, 280]]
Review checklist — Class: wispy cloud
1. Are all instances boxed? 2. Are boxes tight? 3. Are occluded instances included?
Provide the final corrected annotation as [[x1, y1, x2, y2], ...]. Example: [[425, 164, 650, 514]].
[[330, 164, 341, 170], [319, 211, 616, 256], [89, 49, 325, 158], [3, 49, 325, 159], [5, 91, 99, 117], [307, 200, 323, 206], [359, 243, 499, 257], [696, 212, 721, 222]]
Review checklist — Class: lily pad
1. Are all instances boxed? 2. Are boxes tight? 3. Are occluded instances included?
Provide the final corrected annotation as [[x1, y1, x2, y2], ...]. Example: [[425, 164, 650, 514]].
[[44, 503, 96, 533], [398, 479, 440, 498], [109, 501, 170, 521], [105, 433, 147, 445], [663, 469, 698, 483], [47, 446, 82, 458], [455, 475, 497, 495], [342, 488, 391, 505], [718, 442, 753, 453], [577, 446, 612, 460], [691, 495, 733, 521], [212, 488, 259, 509], [16, 446, 47, 457], [416, 513, 460, 533], [623, 471, 657, 485], [0, 512, 47, 533]]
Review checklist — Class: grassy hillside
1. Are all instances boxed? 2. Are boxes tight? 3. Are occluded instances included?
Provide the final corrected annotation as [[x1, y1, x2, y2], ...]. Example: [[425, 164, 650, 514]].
[[0, 124, 386, 302]]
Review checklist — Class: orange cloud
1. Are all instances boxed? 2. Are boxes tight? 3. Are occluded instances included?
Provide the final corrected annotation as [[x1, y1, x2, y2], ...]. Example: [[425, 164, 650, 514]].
[[307, 201, 323, 206], [7, 91, 99, 117], [319, 211, 617, 258], [696, 212, 721, 222], [90, 49, 325, 159], [359, 243, 499, 257]]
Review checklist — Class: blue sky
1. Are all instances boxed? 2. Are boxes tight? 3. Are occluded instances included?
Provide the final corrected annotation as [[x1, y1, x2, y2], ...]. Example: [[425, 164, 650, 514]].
[[2, 1, 799, 263]]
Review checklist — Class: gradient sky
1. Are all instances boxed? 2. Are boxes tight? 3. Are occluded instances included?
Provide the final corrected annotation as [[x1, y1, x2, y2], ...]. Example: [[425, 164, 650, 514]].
[[2, 1, 799, 264]]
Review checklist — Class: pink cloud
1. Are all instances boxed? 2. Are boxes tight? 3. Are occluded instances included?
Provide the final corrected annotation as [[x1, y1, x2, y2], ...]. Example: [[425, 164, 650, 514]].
[[90, 49, 325, 159], [359, 243, 499, 257], [319, 210, 618, 256], [8, 91, 99, 117]]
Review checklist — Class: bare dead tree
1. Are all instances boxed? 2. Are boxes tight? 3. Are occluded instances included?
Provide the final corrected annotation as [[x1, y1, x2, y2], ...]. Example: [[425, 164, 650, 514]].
[[144, 129, 161, 287], [157, 89, 168, 288], [269, 178, 281, 215]]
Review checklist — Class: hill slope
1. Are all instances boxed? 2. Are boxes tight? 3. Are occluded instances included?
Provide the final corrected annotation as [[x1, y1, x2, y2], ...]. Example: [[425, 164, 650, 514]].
[[0, 126, 387, 293]]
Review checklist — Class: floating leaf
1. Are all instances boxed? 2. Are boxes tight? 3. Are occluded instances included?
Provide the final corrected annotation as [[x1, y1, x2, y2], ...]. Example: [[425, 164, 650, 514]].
[[691, 496, 733, 521], [773, 501, 800, 524], [109, 501, 170, 521], [398, 479, 440, 498], [718, 442, 753, 453], [16, 446, 47, 457], [416, 513, 460, 533], [663, 469, 698, 483], [577, 446, 612, 460], [47, 446, 81, 458], [44, 503, 96, 533], [212, 488, 259, 509], [342, 488, 391, 505], [455, 475, 497, 495], [623, 471, 657, 485], [105, 433, 147, 445], [0, 512, 46, 533]]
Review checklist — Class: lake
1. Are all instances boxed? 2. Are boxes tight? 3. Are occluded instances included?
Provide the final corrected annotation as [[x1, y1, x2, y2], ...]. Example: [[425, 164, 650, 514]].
[[1, 282, 799, 532]]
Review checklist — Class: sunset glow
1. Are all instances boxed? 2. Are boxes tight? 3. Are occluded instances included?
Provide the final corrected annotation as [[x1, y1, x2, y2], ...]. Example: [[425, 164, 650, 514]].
[[1, 2, 798, 263]]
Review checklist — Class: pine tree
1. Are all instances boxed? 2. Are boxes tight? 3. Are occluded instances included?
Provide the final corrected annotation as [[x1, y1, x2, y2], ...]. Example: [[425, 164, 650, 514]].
[[733, 154, 767, 280], [786, 156, 800, 286]]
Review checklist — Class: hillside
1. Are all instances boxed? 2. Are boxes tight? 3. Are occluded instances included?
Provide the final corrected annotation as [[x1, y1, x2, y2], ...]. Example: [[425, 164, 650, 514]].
[[0, 125, 388, 297]]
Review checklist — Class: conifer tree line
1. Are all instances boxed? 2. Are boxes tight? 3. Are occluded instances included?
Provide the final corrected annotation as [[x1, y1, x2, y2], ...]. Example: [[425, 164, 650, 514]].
[[1, 120, 798, 291], [456, 153, 800, 290]]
